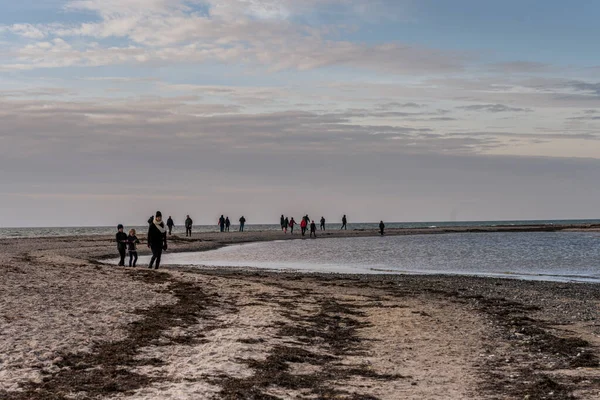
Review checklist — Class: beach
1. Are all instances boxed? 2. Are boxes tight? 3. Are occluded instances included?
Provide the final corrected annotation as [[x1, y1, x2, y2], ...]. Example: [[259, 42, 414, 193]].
[[1, 226, 600, 399]]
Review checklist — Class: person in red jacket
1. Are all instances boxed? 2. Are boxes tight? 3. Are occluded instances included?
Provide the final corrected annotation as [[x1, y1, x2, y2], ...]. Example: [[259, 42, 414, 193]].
[[300, 218, 308, 236]]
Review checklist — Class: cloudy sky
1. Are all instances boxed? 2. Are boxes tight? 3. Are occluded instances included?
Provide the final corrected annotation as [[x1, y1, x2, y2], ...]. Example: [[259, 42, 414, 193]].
[[1, 0, 600, 227]]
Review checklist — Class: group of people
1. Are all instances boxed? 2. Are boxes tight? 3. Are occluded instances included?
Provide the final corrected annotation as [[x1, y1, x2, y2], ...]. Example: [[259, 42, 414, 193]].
[[279, 214, 353, 237], [218, 215, 247, 232], [116, 210, 167, 269], [162, 214, 247, 237], [116, 212, 387, 269]]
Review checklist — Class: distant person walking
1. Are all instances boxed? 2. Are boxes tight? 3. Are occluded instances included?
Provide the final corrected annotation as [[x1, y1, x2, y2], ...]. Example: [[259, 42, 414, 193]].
[[310, 220, 317, 238], [283, 217, 289, 233], [116, 224, 127, 266], [167, 216, 174, 235], [300, 218, 308, 236], [127, 229, 140, 267], [185, 215, 193, 237], [320, 217, 326, 231], [225, 217, 231, 232], [304, 215, 310, 226], [289, 217, 296, 234], [341, 215, 347, 230], [280, 215, 286, 231], [147, 211, 168, 270], [219, 215, 225, 232], [239, 216, 246, 232], [379, 221, 385, 236]]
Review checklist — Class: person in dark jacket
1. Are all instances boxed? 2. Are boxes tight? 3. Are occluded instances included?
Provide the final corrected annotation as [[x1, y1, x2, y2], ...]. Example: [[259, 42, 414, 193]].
[[341, 215, 347, 230], [379, 221, 385, 236], [320, 217, 326, 231], [219, 215, 225, 232], [185, 215, 193, 237], [225, 217, 231, 232], [310, 220, 317, 238], [280, 215, 285, 231], [289, 217, 296, 234], [147, 211, 168, 269], [127, 229, 140, 267], [167, 216, 174, 235], [239, 216, 246, 232], [283, 217, 289, 233], [116, 224, 127, 266]]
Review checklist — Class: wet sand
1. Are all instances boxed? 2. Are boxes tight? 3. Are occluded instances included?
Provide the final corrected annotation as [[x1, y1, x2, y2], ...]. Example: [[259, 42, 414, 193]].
[[1, 225, 600, 399]]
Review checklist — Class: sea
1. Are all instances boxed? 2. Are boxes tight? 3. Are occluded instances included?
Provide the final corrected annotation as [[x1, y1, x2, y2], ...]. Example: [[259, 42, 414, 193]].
[[94, 219, 600, 283]]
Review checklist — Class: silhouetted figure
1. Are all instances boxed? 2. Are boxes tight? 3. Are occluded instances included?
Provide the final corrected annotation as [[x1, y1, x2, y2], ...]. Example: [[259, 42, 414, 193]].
[[127, 229, 140, 267], [284, 217, 289, 233], [379, 221, 385, 236], [289, 217, 296, 234], [167, 216, 174, 235], [341, 215, 347, 230], [225, 217, 231, 232], [239, 216, 246, 232], [310, 220, 317, 238], [219, 215, 225, 232], [116, 224, 127, 266], [300, 218, 308, 236], [185, 215, 193, 237], [280, 215, 285, 231], [147, 211, 168, 270], [320, 217, 325, 231]]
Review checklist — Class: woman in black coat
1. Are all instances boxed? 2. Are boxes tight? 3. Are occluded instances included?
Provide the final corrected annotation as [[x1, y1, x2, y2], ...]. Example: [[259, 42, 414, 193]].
[[147, 211, 168, 269]]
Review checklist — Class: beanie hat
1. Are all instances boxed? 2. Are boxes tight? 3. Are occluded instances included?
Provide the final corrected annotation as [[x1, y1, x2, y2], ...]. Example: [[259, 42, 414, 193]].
[[155, 211, 162, 218], [117, 224, 124, 230]]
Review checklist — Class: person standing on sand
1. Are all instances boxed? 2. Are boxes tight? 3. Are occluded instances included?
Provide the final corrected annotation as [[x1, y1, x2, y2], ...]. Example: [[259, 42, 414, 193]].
[[116, 224, 127, 266], [320, 217, 326, 231], [379, 221, 385, 236], [127, 229, 140, 267], [219, 215, 225, 232], [225, 217, 231, 232], [280, 215, 285, 231], [147, 211, 168, 270], [185, 215, 193, 237], [289, 217, 296, 234], [284, 217, 289, 233], [239, 216, 246, 232], [167, 216, 174, 235], [310, 220, 317, 238], [300, 218, 308, 236], [341, 215, 347, 230]]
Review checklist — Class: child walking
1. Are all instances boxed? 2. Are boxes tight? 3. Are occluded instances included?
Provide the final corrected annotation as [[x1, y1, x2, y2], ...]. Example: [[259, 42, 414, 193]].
[[116, 224, 127, 266], [310, 220, 317, 238], [127, 229, 140, 267]]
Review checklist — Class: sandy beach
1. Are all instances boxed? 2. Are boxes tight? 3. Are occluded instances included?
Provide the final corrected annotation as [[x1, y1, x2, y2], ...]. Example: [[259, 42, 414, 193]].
[[1, 226, 600, 399]]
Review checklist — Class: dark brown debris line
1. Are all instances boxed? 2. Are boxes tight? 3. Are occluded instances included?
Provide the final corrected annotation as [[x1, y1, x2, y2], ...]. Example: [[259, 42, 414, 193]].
[[396, 286, 600, 400], [215, 293, 405, 400], [0, 271, 223, 400]]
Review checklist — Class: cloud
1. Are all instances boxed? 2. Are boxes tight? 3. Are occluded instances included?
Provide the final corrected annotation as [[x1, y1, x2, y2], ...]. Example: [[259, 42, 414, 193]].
[[0, 0, 467, 73], [457, 104, 533, 113]]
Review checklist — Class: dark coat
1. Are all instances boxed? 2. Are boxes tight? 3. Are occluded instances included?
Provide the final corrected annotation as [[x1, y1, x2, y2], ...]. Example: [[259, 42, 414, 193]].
[[147, 218, 167, 249], [116, 232, 128, 250]]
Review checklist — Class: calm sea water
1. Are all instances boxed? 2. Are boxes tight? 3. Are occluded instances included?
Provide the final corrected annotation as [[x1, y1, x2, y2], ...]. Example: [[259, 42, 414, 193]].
[[2, 219, 599, 239], [125, 232, 600, 283]]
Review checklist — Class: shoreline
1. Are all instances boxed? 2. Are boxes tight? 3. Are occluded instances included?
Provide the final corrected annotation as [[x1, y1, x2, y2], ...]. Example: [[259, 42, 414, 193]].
[[1, 229, 600, 398]]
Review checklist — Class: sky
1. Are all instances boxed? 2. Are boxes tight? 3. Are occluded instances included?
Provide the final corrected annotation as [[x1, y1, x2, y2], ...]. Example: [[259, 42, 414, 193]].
[[1, 0, 600, 227]]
